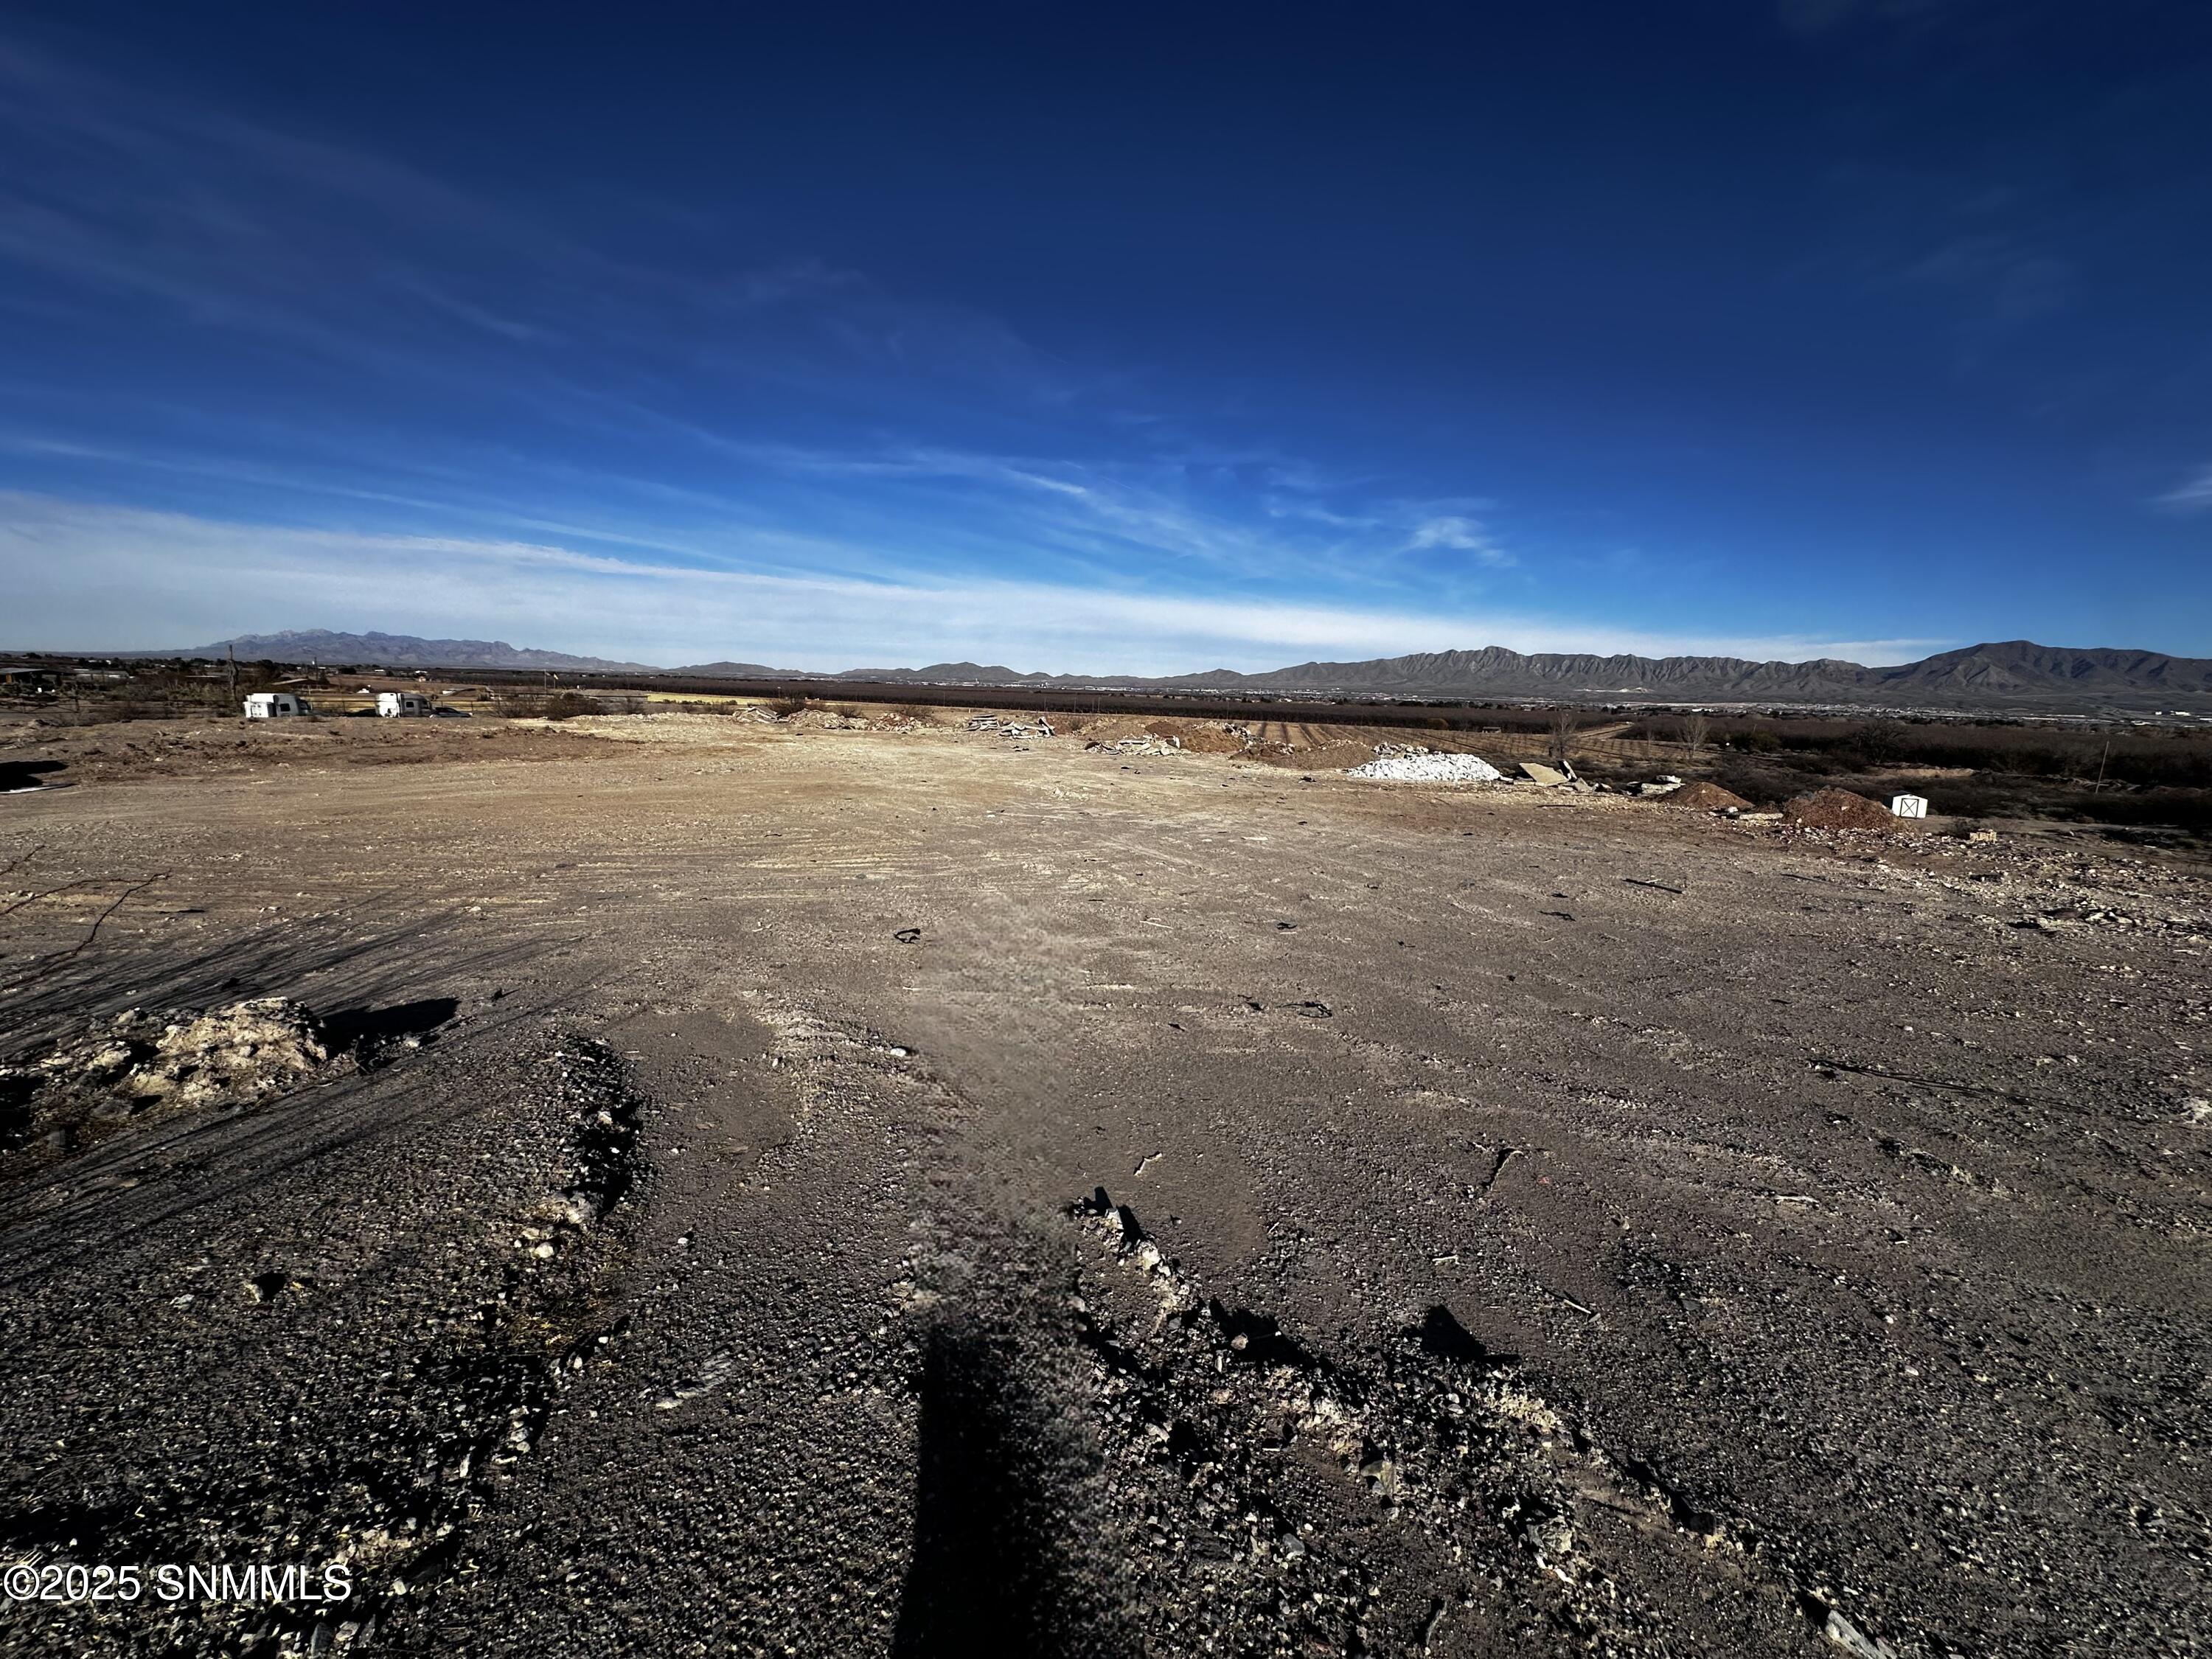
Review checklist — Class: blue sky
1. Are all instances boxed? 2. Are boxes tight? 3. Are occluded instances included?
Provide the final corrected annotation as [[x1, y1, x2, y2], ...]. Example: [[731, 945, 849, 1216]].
[[2, 1, 2208, 671]]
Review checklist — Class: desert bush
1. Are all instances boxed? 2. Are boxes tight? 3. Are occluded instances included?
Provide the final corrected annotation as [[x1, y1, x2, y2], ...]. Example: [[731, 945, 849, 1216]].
[[1547, 708, 1578, 763]]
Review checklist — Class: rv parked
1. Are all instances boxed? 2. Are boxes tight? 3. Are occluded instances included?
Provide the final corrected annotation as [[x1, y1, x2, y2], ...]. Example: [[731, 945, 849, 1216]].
[[378, 691, 434, 717], [243, 692, 315, 720]]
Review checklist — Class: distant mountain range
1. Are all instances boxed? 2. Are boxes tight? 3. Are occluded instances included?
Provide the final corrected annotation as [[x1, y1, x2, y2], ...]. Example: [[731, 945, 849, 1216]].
[[810, 641, 2212, 712], [1156, 641, 2212, 709], [131, 631, 2212, 712], [156, 630, 662, 674]]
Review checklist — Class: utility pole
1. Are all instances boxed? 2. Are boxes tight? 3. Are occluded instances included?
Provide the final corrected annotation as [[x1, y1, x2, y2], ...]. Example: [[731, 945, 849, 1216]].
[[2092, 735, 2111, 796], [227, 644, 237, 701]]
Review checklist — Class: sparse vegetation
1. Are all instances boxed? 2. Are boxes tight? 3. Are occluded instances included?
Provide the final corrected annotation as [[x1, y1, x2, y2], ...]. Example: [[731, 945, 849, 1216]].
[[1548, 708, 1578, 764]]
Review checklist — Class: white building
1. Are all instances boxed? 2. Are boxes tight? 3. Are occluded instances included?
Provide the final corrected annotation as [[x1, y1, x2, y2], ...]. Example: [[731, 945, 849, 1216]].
[[1889, 793, 1929, 818], [243, 692, 313, 719]]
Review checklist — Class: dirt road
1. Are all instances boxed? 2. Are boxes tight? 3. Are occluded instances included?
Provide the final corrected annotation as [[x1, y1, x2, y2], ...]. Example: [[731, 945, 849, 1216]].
[[1, 714, 2206, 1657]]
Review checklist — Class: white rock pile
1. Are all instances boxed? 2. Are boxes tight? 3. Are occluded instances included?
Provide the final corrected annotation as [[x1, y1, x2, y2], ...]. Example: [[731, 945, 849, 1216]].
[[1346, 746, 1504, 783]]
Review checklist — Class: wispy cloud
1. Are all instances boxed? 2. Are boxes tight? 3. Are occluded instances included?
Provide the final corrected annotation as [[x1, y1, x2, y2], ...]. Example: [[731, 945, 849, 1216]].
[[2155, 465, 2212, 512], [0, 32, 1083, 415], [1406, 515, 1512, 566], [3, 493, 1942, 673], [1899, 234, 2073, 324]]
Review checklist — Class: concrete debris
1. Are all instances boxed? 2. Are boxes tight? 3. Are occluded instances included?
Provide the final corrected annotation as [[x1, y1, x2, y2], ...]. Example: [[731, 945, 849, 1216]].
[[1517, 760, 1576, 786], [1, 998, 352, 1178], [1820, 1607, 1899, 1659], [967, 714, 1055, 737], [1346, 746, 1504, 783], [4, 998, 336, 1154]]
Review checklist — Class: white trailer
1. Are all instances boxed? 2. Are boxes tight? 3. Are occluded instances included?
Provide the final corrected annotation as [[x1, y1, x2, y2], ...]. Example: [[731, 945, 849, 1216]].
[[243, 692, 314, 719], [378, 691, 434, 717]]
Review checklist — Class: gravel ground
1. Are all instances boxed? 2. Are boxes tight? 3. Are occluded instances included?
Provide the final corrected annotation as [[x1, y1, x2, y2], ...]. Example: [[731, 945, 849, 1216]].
[[0, 713, 2206, 1657]]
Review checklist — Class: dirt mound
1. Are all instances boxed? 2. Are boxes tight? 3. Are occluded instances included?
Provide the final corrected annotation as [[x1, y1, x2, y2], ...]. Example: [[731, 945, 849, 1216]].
[[1161, 723, 1248, 756], [1071, 714, 1152, 743], [1252, 741, 1377, 771], [1782, 787, 1896, 831], [1660, 781, 1753, 812], [2, 998, 337, 1155]]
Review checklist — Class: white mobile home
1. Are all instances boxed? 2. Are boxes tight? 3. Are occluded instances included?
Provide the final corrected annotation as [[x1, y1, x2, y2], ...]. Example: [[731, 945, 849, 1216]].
[[378, 691, 434, 717], [243, 692, 314, 720]]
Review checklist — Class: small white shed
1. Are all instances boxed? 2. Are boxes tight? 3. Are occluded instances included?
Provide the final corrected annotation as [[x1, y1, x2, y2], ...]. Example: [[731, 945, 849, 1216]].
[[378, 691, 434, 717], [244, 692, 313, 719], [1889, 793, 1929, 818]]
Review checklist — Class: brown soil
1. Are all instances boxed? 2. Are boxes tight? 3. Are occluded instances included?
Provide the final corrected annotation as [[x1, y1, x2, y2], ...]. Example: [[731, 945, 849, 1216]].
[[0, 716, 2205, 1657], [1782, 785, 1899, 830], [0, 714, 608, 785], [1659, 780, 1753, 811], [1149, 720, 1246, 755], [1250, 740, 1379, 770]]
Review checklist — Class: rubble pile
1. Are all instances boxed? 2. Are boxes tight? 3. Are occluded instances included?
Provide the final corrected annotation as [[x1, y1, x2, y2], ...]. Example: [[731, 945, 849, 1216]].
[[967, 714, 1055, 737], [1, 998, 338, 1154], [1346, 745, 1503, 783]]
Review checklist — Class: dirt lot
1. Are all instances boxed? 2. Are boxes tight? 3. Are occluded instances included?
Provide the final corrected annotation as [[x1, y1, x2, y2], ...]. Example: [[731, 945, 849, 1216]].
[[1, 712, 2207, 1658]]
